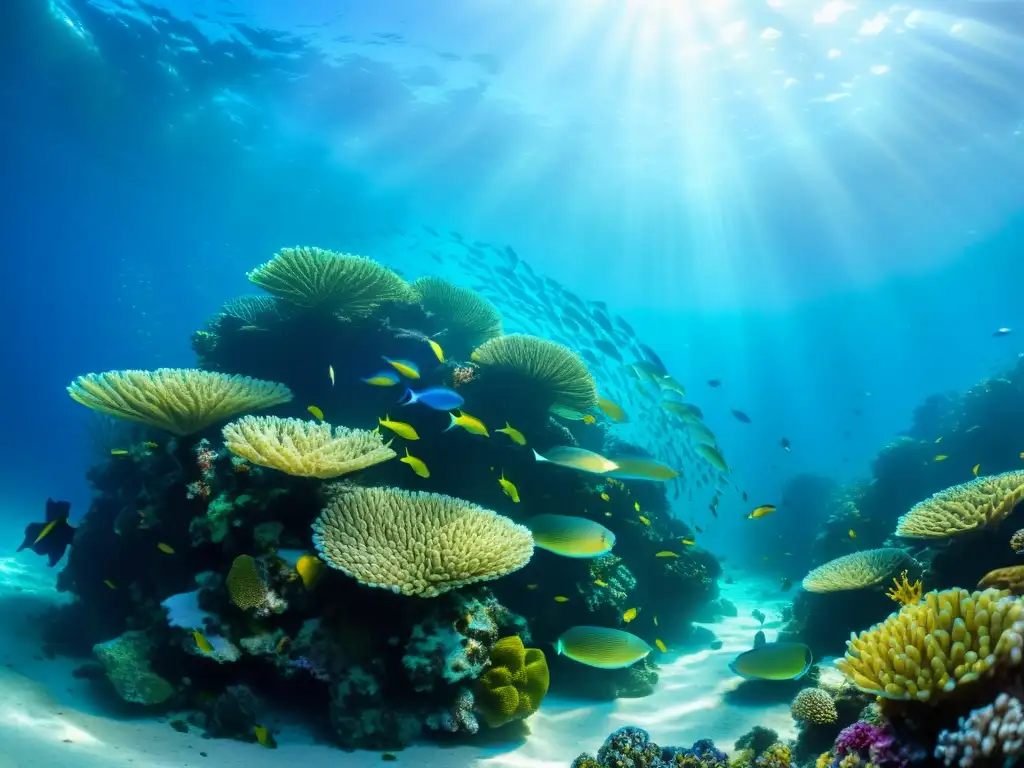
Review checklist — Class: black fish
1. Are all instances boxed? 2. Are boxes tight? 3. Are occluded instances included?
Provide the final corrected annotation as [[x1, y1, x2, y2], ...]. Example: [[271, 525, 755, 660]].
[[503, 246, 519, 266], [780, 577, 793, 591], [615, 316, 638, 338], [780, 437, 791, 451], [18, 498, 75, 567], [594, 338, 623, 361], [422, 225, 439, 237], [449, 231, 464, 242], [993, 327, 1012, 337], [638, 343, 667, 374], [707, 379, 721, 387], [732, 409, 752, 423]]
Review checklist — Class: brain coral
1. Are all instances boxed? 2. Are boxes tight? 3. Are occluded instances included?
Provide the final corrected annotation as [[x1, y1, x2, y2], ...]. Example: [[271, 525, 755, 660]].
[[68, 368, 293, 436], [471, 333, 598, 415], [896, 472, 1024, 539], [475, 635, 550, 728], [412, 276, 503, 356], [835, 587, 1024, 702], [791, 688, 838, 724], [802, 548, 915, 593], [222, 416, 396, 478], [226, 555, 267, 611], [312, 485, 534, 597], [247, 246, 416, 315]]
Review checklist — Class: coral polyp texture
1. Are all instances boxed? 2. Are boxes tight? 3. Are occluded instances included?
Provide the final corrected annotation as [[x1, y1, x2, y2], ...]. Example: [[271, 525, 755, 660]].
[[221, 295, 281, 326], [411, 276, 503, 355], [791, 687, 838, 724], [895, 472, 1024, 539], [470, 333, 598, 414], [311, 485, 535, 597], [475, 635, 550, 728], [226, 555, 268, 611], [247, 246, 417, 314], [222, 415, 396, 478], [977, 566, 1024, 594], [935, 692, 1024, 767], [801, 548, 915, 593], [835, 587, 1024, 702], [1011, 528, 1024, 553], [68, 368, 293, 436]]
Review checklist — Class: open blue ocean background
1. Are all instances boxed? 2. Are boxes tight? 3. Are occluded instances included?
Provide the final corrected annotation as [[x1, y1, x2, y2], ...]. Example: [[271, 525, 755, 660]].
[[2, 0, 1023, 569]]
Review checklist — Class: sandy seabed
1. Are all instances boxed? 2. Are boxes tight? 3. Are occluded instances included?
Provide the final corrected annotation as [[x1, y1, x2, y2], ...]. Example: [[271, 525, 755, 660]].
[[0, 548, 796, 768]]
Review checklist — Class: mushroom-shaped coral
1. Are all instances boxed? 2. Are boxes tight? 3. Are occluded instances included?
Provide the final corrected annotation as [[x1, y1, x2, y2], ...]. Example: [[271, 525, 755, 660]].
[[895, 472, 1024, 539], [311, 485, 534, 597], [221, 295, 281, 326], [977, 566, 1024, 595], [835, 587, 1024, 702], [222, 416, 396, 478], [470, 333, 598, 415], [68, 369, 293, 436], [802, 548, 915, 593], [412, 276, 503, 356], [247, 246, 417, 315], [935, 692, 1024, 767], [791, 688, 838, 724], [475, 635, 549, 728]]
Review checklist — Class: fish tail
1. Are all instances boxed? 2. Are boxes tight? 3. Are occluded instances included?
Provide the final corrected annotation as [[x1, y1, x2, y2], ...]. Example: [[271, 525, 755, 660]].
[[444, 413, 457, 432], [399, 388, 416, 406], [532, 449, 547, 463]]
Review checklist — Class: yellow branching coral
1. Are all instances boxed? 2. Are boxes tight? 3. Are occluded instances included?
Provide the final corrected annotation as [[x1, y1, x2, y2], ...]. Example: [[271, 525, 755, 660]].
[[227, 555, 267, 611], [471, 333, 598, 414], [475, 635, 549, 728], [791, 687, 838, 724], [896, 472, 1024, 539], [887, 570, 924, 606], [978, 566, 1024, 595], [311, 485, 534, 597], [222, 416, 396, 478], [247, 246, 417, 315], [68, 369, 293, 436], [756, 743, 792, 768], [815, 752, 832, 768], [411, 276, 503, 356], [835, 587, 1024, 702], [802, 548, 915, 593]]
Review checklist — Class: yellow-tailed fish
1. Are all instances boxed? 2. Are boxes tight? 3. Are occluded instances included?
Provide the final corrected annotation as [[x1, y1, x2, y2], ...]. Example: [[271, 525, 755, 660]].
[[638, 515, 651, 526], [973, 463, 981, 477], [307, 405, 324, 421], [328, 365, 335, 386], [496, 422, 526, 445], [104, 579, 117, 590], [157, 542, 175, 554], [655, 551, 679, 558], [934, 455, 948, 462], [600, 492, 610, 502], [142, 441, 159, 449], [554, 595, 570, 603], [582, 414, 596, 425], [634, 501, 641, 512], [498, 471, 520, 503], [427, 338, 445, 363], [695, 443, 729, 472], [253, 725, 277, 749], [533, 446, 619, 475], [681, 537, 696, 546], [110, 449, 129, 456], [606, 455, 679, 481], [527, 514, 615, 558], [526, 584, 538, 590], [383, 357, 420, 380], [549, 405, 591, 421], [594, 579, 608, 587], [747, 504, 777, 520], [848, 529, 857, 539], [729, 637, 813, 681], [935, 436, 943, 444], [555, 626, 652, 669], [193, 630, 214, 654], [379, 414, 420, 440], [622, 607, 638, 623], [400, 448, 430, 478], [447, 410, 489, 436], [296, 554, 324, 589], [655, 638, 668, 653], [597, 396, 628, 423]]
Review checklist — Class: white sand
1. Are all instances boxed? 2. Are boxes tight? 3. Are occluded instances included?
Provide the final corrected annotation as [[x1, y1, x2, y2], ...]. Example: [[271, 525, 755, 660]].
[[0, 552, 796, 768]]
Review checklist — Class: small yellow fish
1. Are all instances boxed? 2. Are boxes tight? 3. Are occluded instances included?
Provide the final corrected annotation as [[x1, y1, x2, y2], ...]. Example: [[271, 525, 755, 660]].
[[604, 511, 613, 517], [379, 414, 420, 440], [655, 638, 667, 653], [103, 579, 117, 590], [554, 595, 570, 603], [157, 542, 175, 554], [143, 441, 159, 449], [400, 448, 430, 478], [653, 615, 659, 627], [638, 515, 651, 526], [383, 357, 421, 380], [973, 464, 981, 477], [328, 365, 335, 386], [193, 630, 214, 654], [498, 471, 520, 503], [680, 538, 696, 546], [582, 414, 596, 425], [935, 436, 943, 444], [364, 373, 400, 386], [848, 529, 857, 540], [496, 422, 526, 445], [307, 405, 324, 421], [623, 607, 638, 623], [526, 584, 539, 590], [747, 504, 777, 520], [253, 724, 277, 749], [634, 501, 641, 512], [594, 579, 609, 587], [934, 455, 948, 462], [600, 492, 610, 502], [597, 396, 628, 423], [296, 554, 324, 589], [1020, 452, 1024, 460], [427, 338, 445, 363], [110, 449, 128, 456], [448, 410, 489, 436], [655, 551, 679, 558]]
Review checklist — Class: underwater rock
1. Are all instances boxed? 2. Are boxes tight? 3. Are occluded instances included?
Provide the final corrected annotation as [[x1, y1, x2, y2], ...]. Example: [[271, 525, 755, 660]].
[[735, 725, 780, 757], [207, 684, 264, 740], [92, 630, 175, 706]]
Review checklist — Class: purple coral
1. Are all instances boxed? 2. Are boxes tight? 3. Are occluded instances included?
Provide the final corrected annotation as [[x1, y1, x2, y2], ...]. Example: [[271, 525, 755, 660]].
[[287, 656, 331, 682], [834, 721, 908, 768]]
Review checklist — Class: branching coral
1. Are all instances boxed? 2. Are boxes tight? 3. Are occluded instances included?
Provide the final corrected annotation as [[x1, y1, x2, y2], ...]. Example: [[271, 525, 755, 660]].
[[802, 548, 915, 593], [792, 687, 839, 724], [833, 721, 907, 768], [895, 472, 1024, 539], [835, 587, 1024, 702], [68, 368, 293, 436], [470, 333, 598, 414], [312, 485, 534, 597], [886, 570, 924, 606], [935, 692, 1024, 767], [222, 416, 396, 478], [475, 635, 549, 728], [247, 246, 417, 315], [412, 276, 503, 355]]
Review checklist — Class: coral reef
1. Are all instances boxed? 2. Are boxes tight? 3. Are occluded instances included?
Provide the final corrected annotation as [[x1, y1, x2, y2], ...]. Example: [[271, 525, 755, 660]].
[[935, 692, 1024, 767], [792, 687, 838, 724], [92, 630, 175, 706], [475, 635, 549, 727], [573, 726, 730, 768]]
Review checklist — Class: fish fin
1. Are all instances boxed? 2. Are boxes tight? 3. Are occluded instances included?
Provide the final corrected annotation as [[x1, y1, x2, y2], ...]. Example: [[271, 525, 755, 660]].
[[45, 498, 71, 522], [532, 449, 546, 463], [399, 388, 415, 406], [405, 447, 411, 457], [444, 413, 457, 432], [753, 630, 766, 648], [18, 522, 45, 552]]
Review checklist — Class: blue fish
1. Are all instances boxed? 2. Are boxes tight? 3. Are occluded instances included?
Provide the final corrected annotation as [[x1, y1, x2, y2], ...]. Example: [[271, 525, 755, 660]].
[[400, 387, 465, 411]]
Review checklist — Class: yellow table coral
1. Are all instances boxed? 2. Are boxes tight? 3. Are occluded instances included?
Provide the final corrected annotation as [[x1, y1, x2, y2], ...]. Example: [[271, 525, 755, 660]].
[[475, 636, 549, 728], [802, 548, 914, 593], [836, 587, 1024, 702], [896, 472, 1024, 539]]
